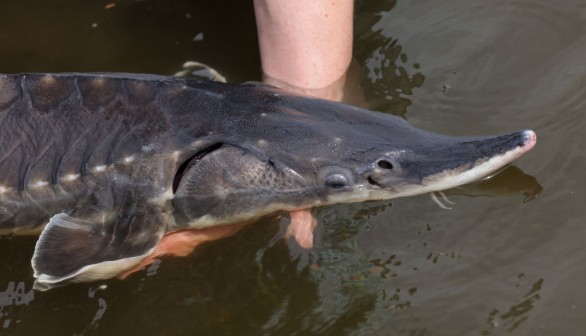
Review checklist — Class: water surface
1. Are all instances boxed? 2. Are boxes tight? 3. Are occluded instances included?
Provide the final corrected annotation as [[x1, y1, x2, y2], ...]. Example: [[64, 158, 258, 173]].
[[1, 0, 584, 335]]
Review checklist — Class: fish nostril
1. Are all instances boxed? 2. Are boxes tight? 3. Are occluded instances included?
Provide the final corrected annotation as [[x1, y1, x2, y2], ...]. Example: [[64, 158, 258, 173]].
[[377, 159, 394, 170]]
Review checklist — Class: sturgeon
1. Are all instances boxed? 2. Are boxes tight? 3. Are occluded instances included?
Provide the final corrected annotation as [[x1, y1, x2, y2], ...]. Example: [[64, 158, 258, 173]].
[[0, 73, 536, 288]]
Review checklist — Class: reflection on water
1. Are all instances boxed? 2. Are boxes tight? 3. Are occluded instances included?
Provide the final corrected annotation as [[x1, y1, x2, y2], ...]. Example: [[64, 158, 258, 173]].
[[0, 0, 585, 334], [447, 166, 543, 202], [483, 277, 544, 334], [355, 0, 425, 117], [0, 282, 34, 329]]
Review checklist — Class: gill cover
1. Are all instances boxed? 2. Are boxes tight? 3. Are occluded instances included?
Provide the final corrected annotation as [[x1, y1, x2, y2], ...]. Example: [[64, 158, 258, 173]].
[[172, 145, 309, 228]]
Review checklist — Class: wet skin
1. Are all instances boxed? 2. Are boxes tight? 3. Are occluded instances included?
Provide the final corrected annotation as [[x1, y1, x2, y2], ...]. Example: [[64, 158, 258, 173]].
[[0, 73, 536, 289]]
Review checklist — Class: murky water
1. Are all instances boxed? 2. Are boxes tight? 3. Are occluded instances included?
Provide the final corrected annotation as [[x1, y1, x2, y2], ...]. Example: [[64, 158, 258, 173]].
[[0, 0, 584, 335]]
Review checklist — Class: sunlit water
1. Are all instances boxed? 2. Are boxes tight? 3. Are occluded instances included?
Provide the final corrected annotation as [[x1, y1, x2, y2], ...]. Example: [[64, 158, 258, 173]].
[[0, 0, 584, 335]]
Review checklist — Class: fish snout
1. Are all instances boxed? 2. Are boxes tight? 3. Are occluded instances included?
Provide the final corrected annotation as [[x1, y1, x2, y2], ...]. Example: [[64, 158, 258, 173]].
[[519, 130, 537, 152]]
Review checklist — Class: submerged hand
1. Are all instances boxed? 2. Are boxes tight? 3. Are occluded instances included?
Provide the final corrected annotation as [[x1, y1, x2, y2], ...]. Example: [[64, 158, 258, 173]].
[[285, 209, 318, 249], [117, 221, 251, 279]]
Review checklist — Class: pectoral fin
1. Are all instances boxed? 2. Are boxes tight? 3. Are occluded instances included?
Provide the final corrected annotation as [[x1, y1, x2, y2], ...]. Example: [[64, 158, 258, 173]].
[[32, 208, 166, 289]]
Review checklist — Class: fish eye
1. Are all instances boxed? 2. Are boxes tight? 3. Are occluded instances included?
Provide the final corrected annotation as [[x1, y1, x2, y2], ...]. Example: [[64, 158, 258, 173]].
[[324, 173, 349, 190]]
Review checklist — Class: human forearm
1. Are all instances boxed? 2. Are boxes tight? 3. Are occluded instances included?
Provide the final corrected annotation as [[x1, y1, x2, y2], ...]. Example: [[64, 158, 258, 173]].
[[254, 0, 354, 91]]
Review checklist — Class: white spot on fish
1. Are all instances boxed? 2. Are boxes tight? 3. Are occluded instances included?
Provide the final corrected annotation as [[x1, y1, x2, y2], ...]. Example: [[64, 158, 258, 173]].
[[92, 78, 106, 87], [62, 174, 80, 182], [172, 151, 181, 159], [0, 186, 10, 194], [93, 165, 106, 173], [310, 157, 318, 163], [333, 137, 342, 143], [40, 75, 56, 86], [257, 139, 268, 147], [148, 189, 174, 206], [31, 180, 49, 188], [141, 145, 154, 153], [123, 156, 134, 164], [260, 113, 267, 117], [191, 140, 205, 147], [385, 149, 409, 158]]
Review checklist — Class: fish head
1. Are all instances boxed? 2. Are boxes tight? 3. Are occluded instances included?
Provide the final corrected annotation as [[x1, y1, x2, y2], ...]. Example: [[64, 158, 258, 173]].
[[172, 84, 536, 228]]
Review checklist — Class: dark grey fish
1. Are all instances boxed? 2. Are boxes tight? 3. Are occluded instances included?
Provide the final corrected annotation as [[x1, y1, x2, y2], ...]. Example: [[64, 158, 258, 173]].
[[0, 73, 536, 288]]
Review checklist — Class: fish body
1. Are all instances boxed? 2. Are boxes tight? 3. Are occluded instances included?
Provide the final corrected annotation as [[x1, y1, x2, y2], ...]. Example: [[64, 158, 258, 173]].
[[0, 73, 536, 288]]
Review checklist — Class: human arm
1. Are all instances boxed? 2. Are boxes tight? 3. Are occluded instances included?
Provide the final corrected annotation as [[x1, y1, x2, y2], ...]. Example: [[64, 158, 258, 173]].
[[253, 0, 354, 101]]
